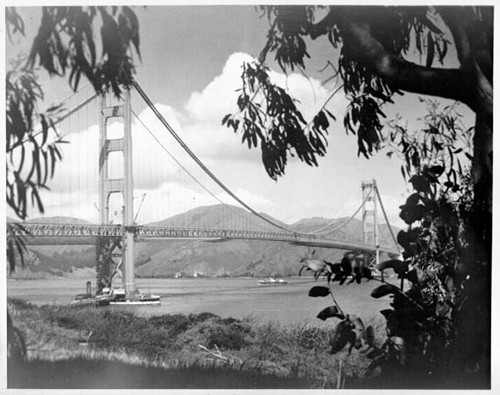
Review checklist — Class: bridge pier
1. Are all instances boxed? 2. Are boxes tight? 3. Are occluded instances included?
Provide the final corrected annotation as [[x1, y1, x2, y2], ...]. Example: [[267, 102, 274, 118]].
[[95, 236, 122, 294], [362, 179, 380, 268], [97, 89, 135, 295]]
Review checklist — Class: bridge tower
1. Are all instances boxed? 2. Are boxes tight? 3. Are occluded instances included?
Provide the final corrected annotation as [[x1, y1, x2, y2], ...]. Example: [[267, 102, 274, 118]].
[[97, 89, 135, 295], [362, 179, 380, 267]]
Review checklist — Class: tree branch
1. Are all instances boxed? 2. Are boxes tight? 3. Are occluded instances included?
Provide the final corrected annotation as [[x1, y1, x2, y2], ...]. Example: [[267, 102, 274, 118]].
[[339, 20, 468, 105], [437, 8, 492, 123], [308, 9, 338, 39], [339, 18, 494, 120]]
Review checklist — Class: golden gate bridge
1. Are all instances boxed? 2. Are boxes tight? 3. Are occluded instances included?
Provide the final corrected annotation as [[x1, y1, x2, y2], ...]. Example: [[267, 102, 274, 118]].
[[7, 81, 401, 301]]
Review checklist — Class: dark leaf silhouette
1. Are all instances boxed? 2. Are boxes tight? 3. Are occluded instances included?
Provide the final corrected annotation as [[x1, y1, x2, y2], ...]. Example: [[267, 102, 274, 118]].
[[340, 256, 353, 276], [371, 284, 398, 298], [317, 305, 344, 321], [361, 266, 373, 280], [329, 320, 352, 354], [377, 259, 408, 275], [324, 260, 342, 274], [347, 314, 365, 349], [365, 325, 375, 347], [409, 174, 430, 193], [308, 286, 331, 297]]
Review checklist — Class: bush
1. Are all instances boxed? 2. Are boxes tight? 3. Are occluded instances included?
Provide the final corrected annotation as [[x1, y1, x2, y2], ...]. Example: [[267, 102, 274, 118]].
[[8, 298, 35, 311], [291, 326, 329, 351], [204, 322, 250, 350]]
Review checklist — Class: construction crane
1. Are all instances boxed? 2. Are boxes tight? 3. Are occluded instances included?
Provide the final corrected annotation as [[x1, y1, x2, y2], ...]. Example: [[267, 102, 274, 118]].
[[134, 193, 147, 224]]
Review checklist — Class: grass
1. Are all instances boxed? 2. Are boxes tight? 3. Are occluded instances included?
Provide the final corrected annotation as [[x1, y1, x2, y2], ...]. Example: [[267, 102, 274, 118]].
[[7, 297, 374, 389]]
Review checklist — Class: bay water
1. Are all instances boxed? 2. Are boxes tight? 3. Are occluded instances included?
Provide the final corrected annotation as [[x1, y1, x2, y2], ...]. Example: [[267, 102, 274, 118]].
[[7, 276, 393, 327]]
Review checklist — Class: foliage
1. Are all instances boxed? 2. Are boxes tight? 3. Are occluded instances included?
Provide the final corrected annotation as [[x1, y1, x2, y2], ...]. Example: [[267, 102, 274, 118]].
[[222, 61, 333, 179], [366, 100, 476, 379], [303, 101, 477, 385], [8, 6, 141, 96], [10, 299, 367, 388], [6, 55, 65, 221], [7, 311, 27, 364], [5, 55, 67, 274], [386, 99, 474, 198], [224, 6, 492, 179], [192, 318, 251, 350], [48, 306, 250, 359]]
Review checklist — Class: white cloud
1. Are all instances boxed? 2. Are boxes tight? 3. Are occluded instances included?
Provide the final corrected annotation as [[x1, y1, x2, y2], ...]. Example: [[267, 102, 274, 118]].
[[180, 52, 342, 164], [184, 52, 255, 125]]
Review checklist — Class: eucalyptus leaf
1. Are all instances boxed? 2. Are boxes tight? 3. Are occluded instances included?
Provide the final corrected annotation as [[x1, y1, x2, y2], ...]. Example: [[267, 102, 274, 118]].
[[308, 286, 331, 297]]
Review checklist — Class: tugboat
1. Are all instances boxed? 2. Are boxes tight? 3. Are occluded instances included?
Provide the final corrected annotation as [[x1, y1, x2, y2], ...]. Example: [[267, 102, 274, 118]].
[[258, 277, 288, 285], [72, 281, 111, 307], [98, 287, 161, 305]]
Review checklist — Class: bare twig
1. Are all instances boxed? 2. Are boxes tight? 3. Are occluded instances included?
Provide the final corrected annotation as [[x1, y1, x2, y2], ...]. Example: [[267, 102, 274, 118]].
[[198, 344, 242, 365]]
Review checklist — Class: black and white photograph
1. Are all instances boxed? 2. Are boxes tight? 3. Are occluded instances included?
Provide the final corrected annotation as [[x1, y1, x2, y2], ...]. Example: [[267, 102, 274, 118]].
[[3, 2, 496, 391]]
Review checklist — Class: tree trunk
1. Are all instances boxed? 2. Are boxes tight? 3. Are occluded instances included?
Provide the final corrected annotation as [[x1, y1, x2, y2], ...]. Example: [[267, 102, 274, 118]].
[[456, 113, 492, 385]]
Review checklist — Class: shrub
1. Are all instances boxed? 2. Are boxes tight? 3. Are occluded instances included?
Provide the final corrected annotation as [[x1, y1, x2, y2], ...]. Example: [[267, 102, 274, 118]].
[[290, 325, 329, 351], [204, 322, 249, 350], [8, 298, 35, 310]]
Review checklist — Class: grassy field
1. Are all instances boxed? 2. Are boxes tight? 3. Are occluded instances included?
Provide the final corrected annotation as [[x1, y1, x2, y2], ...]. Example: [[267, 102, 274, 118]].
[[7, 297, 374, 389]]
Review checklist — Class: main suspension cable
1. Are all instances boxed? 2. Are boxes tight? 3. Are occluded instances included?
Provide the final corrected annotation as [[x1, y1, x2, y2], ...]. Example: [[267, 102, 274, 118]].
[[132, 80, 297, 234], [132, 109, 285, 232]]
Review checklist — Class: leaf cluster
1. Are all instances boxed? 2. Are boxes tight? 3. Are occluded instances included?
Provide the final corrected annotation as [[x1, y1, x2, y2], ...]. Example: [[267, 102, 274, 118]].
[[298, 251, 372, 284], [227, 6, 459, 178], [362, 102, 474, 378], [222, 62, 334, 180], [25, 6, 141, 97], [6, 56, 66, 221], [308, 286, 373, 356], [6, 224, 29, 275], [299, 101, 473, 380], [386, 99, 473, 201]]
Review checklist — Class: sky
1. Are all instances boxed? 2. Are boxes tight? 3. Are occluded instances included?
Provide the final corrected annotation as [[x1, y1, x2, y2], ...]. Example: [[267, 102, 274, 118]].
[[5, 5, 476, 229]]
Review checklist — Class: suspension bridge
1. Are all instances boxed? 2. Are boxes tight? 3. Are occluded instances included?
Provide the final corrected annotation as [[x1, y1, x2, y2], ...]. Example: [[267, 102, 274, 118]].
[[7, 81, 401, 299]]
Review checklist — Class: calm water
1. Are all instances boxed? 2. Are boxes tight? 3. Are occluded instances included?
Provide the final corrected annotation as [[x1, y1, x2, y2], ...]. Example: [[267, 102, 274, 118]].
[[7, 276, 392, 326]]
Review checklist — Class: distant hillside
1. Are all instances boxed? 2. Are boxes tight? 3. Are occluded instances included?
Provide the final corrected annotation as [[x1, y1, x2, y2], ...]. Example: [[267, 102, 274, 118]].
[[8, 206, 401, 279], [7, 216, 96, 278], [290, 217, 348, 233], [148, 204, 289, 230], [136, 204, 400, 278]]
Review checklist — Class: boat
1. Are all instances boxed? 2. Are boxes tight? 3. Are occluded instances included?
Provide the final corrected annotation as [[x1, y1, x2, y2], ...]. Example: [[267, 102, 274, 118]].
[[258, 277, 288, 285], [99, 287, 161, 305], [72, 292, 110, 307]]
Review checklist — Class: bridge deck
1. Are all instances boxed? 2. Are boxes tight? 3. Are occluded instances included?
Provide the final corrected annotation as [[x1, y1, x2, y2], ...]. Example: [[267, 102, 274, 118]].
[[7, 222, 400, 255]]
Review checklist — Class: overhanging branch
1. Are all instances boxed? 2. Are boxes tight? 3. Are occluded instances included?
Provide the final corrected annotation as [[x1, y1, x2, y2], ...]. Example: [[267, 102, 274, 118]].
[[338, 19, 484, 114]]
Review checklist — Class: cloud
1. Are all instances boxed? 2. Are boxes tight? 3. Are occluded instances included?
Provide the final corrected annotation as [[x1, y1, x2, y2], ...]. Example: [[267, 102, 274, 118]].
[[181, 52, 343, 163], [184, 52, 254, 125]]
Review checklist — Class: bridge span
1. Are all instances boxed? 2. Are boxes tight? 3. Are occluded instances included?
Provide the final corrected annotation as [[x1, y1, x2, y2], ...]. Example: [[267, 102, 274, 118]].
[[7, 222, 401, 256]]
